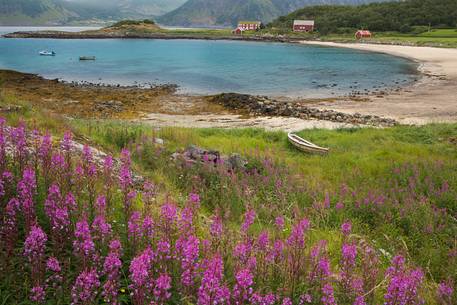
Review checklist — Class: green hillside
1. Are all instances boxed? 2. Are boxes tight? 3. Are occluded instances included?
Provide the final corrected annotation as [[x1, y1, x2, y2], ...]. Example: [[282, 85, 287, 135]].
[[159, 0, 390, 27], [269, 0, 457, 34]]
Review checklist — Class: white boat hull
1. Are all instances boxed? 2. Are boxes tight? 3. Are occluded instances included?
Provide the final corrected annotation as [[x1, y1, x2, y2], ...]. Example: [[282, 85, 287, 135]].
[[288, 133, 329, 154]]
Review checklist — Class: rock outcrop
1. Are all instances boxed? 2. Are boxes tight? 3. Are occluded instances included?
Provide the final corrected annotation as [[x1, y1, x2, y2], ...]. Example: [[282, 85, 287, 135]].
[[210, 93, 398, 127]]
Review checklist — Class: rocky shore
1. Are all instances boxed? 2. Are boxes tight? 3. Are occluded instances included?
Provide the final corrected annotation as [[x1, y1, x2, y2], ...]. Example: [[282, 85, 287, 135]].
[[2, 30, 294, 43], [210, 93, 398, 127]]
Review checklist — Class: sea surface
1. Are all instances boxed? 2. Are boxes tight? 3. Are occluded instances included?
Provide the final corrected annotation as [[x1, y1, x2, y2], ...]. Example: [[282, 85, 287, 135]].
[[0, 27, 418, 97]]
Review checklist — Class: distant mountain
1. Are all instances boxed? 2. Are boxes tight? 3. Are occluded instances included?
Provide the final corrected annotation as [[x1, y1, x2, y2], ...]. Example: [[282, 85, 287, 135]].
[[59, 0, 187, 20], [158, 0, 392, 27], [0, 0, 187, 26], [0, 0, 74, 25]]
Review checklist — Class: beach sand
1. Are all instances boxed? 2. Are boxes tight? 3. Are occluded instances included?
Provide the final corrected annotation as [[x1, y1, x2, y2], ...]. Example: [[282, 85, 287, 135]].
[[300, 41, 457, 125]]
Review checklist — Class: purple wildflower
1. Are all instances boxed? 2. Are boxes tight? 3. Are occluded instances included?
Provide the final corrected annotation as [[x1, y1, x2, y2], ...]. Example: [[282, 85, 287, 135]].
[[71, 268, 100, 304], [30, 286, 46, 303]]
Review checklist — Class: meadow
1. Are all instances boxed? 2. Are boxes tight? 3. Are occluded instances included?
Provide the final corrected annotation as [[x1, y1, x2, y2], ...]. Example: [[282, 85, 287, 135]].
[[0, 94, 456, 304]]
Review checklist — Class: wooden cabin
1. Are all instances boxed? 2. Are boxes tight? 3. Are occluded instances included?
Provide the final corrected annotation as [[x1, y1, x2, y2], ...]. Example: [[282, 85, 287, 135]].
[[293, 20, 315, 32], [355, 30, 372, 39], [232, 27, 246, 35]]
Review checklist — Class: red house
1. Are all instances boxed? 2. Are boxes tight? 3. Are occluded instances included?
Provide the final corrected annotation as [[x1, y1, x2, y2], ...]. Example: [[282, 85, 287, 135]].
[[232, 27, 246, 35], [237, 21, 262, 31], [293, 20, 315, 32], [355, 30, 372, 39]]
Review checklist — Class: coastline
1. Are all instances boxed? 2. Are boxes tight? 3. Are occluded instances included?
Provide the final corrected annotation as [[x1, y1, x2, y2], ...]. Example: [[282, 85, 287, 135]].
[[1, 31, 457, 129], [300, 41, 457, 125]]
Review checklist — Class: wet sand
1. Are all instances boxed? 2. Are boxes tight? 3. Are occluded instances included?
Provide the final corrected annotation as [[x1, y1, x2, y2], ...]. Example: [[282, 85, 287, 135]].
[[300, 41, 457, 124]]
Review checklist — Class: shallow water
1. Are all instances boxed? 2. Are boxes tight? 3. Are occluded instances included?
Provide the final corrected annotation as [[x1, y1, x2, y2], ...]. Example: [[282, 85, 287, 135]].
[[0, 30, 418, 97]]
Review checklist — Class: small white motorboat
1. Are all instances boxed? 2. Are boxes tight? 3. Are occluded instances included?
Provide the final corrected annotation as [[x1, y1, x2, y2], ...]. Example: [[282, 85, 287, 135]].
[[288, 133, 329, 154], [39, 51, 56, 56]]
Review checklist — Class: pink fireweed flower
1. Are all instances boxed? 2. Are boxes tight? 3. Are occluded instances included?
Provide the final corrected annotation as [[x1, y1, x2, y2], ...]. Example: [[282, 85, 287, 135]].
[[119, 148, 133, 191], [198, 255, 230, 305], [153, 273, 172, 302], [188, 192, 201, 208], [71, 268, 100, 304], [30, 285, 46, 303], [92, 215, 112, 245], [437, 281, 454, 304], [241, 209, 256, 233], [24, 225, 47, 264], [2, 198, 20, 257], [141, 181, 156, 205], [210, 214, 223, 238], [161, 202, 178, 224], [46, 257, 63, 296], [321, 283, 337, 305], [341, 221, 352, 236], [300, 294, 312, 304], [384, 255, 425, 305], [10, 122, 27, 163], [24, 225, 47, 290], [287, 218, 310, 247], [266, 239, 284, 263], [60, 131, 73, 152], [233, 241, 252, 264], [341, 244, 357, 267], [104, 155, 114, 172], [282, 297, 292, 305], [103, 241, 122, 305], [275, 216, 285, 230], [96, 195, 106, 216], [73, 219, 95, 268], [18, 168, 37, 230], [250, 293, 276, 305], [340, 243, 358, 293], [256, 231, 270, 252], [233, 268, 254, 303], [235, 268, 253, 288], [142, 216, 154, 242], [128, 211, 142, 250], [323, 192, 331, 208], [46, 257, 61, 273], [179, 206, 194, 233], [179, 235, 200, 287], [129, 247, 155, 304]]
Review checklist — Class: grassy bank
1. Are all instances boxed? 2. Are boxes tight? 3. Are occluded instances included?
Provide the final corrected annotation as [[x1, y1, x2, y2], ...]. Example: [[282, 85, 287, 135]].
[[1, 86, 456, 303]]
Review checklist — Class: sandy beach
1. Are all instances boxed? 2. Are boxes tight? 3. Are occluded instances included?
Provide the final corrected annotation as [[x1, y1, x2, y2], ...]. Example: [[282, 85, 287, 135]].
[[300, 41, 457, 125], [140, 42, 457, 130]]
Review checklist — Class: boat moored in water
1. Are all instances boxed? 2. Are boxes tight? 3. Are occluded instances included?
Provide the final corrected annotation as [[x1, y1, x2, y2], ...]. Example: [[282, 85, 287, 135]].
[[288, 133, 329, 154], [79, 56, 96, 61], [39, 51, 56, 56]]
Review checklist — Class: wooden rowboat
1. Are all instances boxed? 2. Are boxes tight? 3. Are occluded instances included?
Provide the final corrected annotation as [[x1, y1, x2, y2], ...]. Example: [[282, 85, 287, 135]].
[[288, 133, 329, 154], [79, 56, 96, 61]]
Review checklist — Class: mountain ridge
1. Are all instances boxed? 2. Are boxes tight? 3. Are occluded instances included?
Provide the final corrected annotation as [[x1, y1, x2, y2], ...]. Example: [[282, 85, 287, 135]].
[[0, 0, 186, 25]]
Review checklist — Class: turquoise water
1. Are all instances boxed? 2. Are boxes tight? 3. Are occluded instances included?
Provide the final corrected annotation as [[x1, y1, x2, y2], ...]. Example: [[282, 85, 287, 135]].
[[0, 35, 417, 97]]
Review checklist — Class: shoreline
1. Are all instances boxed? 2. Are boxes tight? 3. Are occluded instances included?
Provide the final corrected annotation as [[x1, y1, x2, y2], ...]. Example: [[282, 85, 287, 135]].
[[1, 33, 456, 128], [300, 41, 457, 125]]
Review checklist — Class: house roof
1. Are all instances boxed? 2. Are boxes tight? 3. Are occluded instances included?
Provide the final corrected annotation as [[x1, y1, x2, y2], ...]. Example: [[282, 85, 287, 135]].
[[356, 30, 372, 35], [238, 21, 262, 25], [294, 20, 315, 26]]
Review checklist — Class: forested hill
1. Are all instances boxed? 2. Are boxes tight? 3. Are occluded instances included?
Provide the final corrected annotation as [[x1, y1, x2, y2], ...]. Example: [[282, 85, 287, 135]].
[[269, 0, 457, 34], [158, 0, 391, 27]]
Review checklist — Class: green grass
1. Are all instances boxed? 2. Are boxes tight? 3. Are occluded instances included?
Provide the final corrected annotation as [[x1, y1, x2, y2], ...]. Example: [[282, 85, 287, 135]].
[[69, 120, 457, 189], [318, 29, 457, 48]]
